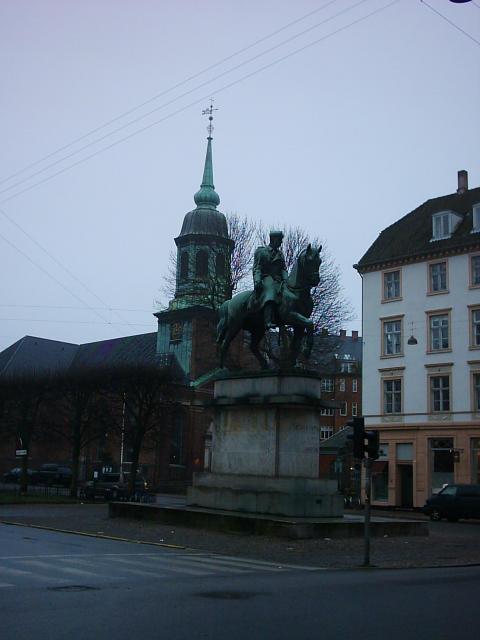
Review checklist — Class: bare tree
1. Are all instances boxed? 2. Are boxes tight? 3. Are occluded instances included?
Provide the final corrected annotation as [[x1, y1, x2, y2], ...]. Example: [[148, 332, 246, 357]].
[[104, 364, 177, 497], [0, 373, 50, 494]]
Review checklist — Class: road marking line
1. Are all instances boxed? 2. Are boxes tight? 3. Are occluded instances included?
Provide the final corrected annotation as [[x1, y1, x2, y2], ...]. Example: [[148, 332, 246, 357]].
[[16, 559, 117, 579], [0, 582, 14, 587], [0, 565, 69, 583], [108, 555, 215, 576]]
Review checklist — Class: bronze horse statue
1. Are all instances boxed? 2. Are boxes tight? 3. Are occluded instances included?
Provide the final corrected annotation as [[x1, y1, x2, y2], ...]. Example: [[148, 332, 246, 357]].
[[217, 245, 322, 369]]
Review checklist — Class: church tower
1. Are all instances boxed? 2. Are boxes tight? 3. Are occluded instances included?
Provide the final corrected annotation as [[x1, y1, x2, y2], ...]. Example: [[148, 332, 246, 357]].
[[154, 106, 233, 380]]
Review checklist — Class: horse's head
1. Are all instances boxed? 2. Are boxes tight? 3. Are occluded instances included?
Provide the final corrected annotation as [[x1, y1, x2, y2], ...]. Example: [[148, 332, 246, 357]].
[[296, 244, 322, 288]]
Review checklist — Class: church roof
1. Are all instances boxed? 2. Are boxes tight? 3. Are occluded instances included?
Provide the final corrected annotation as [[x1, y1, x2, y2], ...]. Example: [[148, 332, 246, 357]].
[[177, 208, 229, 239]]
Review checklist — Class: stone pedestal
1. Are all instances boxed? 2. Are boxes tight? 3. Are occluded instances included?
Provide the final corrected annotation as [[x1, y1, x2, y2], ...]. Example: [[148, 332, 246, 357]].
[[187, 372, 343, 518]]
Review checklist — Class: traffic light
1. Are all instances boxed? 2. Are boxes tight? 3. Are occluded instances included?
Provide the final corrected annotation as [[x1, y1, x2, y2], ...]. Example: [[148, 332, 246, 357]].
[[347, 417, 365, 459], [346, 417, 380, 460], [365, 430, 380, 460]]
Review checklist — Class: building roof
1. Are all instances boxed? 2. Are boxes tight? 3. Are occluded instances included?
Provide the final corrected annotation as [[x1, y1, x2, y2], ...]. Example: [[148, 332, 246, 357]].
[[0, 336, 78, 377], [0, 333, 185, 382], [355, 185, 480, 272], [310, 332, 362, 373], [177, 208, 229, 240]]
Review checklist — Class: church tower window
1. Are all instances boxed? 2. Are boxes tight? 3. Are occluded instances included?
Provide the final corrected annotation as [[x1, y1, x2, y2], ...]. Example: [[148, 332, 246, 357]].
[[215, 252, 225, 277], [196, 250, 209, 278], [180, 251, 189, 279]]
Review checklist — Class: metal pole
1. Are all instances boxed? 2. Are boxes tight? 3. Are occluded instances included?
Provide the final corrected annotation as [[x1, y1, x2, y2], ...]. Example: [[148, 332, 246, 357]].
[[363, 457, 372, 567]]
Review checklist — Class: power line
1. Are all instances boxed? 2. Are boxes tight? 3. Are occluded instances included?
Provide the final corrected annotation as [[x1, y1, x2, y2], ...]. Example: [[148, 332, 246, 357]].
[[420, 0, 480, 47], [0, 0, 399, 206], [0, 317, 153, 327], [0, 207, 131, 327], [0, 0, 339, 188], [0, 230, 129, 332], [0, 303, 155, 312], [0, 0, 369, 199]]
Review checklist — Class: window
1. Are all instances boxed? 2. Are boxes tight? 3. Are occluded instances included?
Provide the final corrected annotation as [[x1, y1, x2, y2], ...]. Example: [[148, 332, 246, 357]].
[[339, 378, 346, 392], [195, 250, 209, 278], [383, 269, 401, 300], [432, 212, 451, 240], [430, 375, 450, 412], [320, 407, 334, 416], [320, 426, 333, 440], [473, 374, 480, 412], [180, 251, 189, 279], [384, 270, 401, 300], [427, 312, 450, 352], [340, 401, 347, 416], [352, 378, 358, 393], [473, 204, 480, 233], [352, 402, 358, 417], [428, 261, 447, 293], [471, 255, 480, 287], [383, 378, 402, 414], [471, 307, 480, 348], [382, 318, 402, 356], [340, 362, 354, 373], [215, 253, 225, 277], [321, 378, 334, 393]]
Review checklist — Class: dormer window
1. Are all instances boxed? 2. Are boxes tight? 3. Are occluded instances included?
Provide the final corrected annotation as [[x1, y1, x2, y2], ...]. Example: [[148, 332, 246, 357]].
[[473, 204, 480, 233], [432, 212, 451, 240]]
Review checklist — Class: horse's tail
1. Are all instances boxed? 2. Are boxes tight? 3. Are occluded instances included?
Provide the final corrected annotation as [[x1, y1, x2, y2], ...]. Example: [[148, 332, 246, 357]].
[[216, 300, 229, 344]]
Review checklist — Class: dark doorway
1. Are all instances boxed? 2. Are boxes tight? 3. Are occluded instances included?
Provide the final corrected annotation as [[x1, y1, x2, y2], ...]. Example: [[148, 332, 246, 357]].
[[399, 464, 413, 508]]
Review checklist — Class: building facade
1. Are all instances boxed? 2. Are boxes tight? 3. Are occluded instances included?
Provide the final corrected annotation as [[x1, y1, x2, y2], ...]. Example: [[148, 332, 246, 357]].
[[356, 170, 480, 508]]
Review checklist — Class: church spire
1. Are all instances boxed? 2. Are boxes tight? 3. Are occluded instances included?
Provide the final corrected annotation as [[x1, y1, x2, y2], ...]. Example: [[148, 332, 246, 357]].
[[194, 101, 220, 208]]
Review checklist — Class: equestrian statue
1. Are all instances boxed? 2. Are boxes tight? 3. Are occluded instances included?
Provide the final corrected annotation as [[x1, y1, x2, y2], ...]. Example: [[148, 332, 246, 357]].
[[217, 230, 322, 369]]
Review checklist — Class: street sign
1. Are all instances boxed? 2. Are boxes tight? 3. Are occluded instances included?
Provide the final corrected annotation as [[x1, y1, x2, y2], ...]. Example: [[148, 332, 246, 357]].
[[15, 449, 27, 457]]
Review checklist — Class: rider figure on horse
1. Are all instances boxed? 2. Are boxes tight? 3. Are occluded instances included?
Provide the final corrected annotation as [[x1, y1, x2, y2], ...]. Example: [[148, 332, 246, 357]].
[[249, 230, 288, 330]]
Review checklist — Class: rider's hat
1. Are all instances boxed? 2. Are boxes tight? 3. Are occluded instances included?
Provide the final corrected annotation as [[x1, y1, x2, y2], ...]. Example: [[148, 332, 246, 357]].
[[269, 229, 284, 239]]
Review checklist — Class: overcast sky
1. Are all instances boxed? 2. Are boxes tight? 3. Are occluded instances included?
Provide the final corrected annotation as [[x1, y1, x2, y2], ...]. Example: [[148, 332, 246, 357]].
[[1, 0, 479, 352]]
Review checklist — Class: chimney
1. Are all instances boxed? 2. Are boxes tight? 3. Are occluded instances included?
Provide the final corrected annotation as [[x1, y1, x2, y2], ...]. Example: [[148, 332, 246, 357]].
[[352, 330, 358, 341], [457, 170, 468, 194], [339, 329, 346, 337]]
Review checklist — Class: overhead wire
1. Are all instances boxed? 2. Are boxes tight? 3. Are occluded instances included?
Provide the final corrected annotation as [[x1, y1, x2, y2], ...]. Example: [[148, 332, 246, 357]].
[[0, 0, 370, 199], [0, 0, 399, 206], [420, 0, 480, 46], [0, 0, 339, 188], [0, 207, 132, 328]]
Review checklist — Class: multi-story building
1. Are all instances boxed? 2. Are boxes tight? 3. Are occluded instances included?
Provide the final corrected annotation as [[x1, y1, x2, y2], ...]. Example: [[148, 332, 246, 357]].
[[355, 170, 480, 508]]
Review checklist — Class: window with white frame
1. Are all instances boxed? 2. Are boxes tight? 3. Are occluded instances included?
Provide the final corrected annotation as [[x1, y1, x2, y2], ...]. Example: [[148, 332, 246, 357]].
[[321, 378, 334, 393], [340, 362, 354, 373], [432, 212, 451, 240], [429, 261, 447, 293], [471, 256, 480, 287], [383, 378, 402, 414], [473, 204, 480, 233], [339, 378, 346, 392], [430, 375, 450, 412], [321, 407, 334, 416], [383, 270, 401, 300], [320, 426, 334, 440], [428, 313, 450, 351], [340, 401, 347, 416], [351, 402, 358, 416], [382, 318, 402, 356], [352, 378, 358, 393], [474, 373, 480, 412], [471, 308, 480, 348]]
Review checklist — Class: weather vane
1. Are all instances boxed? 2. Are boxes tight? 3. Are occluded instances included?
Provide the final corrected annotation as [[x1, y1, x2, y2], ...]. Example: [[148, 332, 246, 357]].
[[202, 99, 218, 138]]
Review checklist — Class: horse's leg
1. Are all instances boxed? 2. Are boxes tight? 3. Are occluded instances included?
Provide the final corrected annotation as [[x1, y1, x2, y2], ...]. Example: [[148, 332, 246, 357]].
[[290, 326, 305, 367], [250, 328, 269, 370]]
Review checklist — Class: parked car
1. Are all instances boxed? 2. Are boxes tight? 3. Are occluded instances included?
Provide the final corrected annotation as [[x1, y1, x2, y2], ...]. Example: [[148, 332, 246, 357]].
[[2, 467, 39, 484], [81, 473, 149, 501], [37, 464, 72, 487], [423, 484, 480, 522]]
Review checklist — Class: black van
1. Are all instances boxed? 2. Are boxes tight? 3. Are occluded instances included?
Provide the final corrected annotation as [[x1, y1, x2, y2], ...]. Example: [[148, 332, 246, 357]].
[[423, 484, 480, 522]]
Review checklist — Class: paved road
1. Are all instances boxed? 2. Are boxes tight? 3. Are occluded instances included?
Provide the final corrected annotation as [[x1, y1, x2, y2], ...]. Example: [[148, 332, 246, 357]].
[[1, 522, 479, 640]]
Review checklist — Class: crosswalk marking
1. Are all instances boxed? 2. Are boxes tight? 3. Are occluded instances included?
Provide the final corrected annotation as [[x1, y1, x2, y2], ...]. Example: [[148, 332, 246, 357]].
[[16, 559, 115, 579], [0, 582, 14, 588]]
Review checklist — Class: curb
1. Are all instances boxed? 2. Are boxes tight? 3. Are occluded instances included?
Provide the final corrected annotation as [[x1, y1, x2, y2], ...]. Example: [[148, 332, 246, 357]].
[[2, 519, 480, 571], [0, 520, 185, 550]]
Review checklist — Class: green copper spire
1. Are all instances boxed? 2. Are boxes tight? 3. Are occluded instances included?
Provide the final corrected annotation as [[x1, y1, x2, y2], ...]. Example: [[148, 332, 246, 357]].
[[194, 104, 220, 208]]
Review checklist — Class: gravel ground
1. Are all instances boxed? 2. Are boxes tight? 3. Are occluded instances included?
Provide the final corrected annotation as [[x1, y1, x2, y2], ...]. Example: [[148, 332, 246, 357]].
[[1, 502, 480, 569]]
